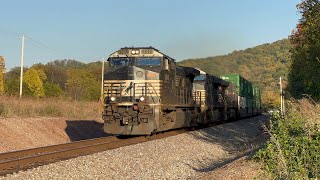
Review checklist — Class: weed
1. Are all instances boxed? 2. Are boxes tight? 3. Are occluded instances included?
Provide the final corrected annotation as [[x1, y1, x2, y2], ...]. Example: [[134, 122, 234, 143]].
[[0, 96, 102, 119], [255, 99, 320, 179]]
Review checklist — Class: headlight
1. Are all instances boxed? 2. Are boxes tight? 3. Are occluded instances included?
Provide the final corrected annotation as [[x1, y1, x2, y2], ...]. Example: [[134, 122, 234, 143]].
[[110, 97, 116, 102], [139, 97, 145, 101], [131, 50, 140, 55]]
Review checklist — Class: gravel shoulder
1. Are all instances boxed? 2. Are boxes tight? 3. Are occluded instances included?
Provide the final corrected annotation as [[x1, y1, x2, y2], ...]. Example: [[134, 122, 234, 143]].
[[1, 115, 269, 179], [199, 156, 265, 180]]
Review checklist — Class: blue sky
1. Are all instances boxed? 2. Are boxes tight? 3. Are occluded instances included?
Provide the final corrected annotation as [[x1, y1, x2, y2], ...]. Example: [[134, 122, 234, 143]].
[[0, 0, 301, 70]]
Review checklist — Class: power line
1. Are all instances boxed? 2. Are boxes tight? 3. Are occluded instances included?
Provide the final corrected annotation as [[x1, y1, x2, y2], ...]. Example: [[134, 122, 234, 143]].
[[0, 26, 61, 56], [0, 26, 20, 38], [25, 35, 57, 52], [0, 26, 20, 36], [0, 31, 20, 38]]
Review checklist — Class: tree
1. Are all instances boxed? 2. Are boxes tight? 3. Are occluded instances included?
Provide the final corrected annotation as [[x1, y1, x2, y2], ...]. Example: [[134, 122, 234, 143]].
[[43, 82, 63, 97], [65, 69, 100, 101], [24, 68, 47, 97], [289, 0, 320, 100]]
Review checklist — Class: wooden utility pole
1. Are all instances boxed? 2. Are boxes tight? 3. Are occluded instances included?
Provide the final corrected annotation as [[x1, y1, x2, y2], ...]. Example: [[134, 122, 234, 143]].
[[0, 56, 5, 95], [100, 58, 105, 100], [19, 33, 25, 98], [280, 77, 283, 114]]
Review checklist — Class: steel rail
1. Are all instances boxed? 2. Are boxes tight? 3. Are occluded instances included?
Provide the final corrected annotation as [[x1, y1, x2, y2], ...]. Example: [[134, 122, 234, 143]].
[[0, 129, 187, 176]]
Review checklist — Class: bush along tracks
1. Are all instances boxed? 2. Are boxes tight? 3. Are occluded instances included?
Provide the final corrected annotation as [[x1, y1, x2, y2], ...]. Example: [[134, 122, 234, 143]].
[[255, 100, 320, 179]]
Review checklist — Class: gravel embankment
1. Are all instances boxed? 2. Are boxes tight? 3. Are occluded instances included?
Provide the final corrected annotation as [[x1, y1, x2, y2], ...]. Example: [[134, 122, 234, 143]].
[[1, 115, 269, 179]]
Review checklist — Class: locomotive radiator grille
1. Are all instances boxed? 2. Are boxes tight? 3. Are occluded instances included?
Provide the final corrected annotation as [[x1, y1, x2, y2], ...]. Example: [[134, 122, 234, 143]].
[[104, 80, 162, 103]]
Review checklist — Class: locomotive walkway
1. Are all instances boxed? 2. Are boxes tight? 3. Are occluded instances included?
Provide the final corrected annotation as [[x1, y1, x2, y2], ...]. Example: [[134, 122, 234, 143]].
[[0, 130, 187, 176]]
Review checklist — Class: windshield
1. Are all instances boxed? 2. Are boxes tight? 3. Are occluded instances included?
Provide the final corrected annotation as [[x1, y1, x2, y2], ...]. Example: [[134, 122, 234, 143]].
[[109, 58, 132, 68], [194, 75, 206, 81], [136, 57, 161, 66]]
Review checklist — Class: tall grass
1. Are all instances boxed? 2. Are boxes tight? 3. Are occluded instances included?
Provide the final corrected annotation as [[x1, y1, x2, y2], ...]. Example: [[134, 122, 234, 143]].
[[255, 98, 320, 179], [0, 96, 102, 120]]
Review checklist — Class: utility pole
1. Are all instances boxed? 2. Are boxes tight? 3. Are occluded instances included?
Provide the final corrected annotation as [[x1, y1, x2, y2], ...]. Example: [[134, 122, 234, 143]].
[[280, 77, 283, 114], [19, 33, 25, 98], [100, 58, 105, 101]]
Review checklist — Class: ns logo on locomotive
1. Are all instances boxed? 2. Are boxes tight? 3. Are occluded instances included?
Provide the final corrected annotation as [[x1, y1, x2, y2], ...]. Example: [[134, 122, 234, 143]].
[[102, 47, 261, 135]]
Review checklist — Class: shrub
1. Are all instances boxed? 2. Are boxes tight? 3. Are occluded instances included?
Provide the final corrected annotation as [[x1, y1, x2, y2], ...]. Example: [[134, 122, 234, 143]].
[[255, 100, 320, 179]]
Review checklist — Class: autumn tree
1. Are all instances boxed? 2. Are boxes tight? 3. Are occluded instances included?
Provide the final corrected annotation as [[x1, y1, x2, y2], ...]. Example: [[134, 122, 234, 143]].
[[24, 68, 47, 97], [289, 0, 320, 100]]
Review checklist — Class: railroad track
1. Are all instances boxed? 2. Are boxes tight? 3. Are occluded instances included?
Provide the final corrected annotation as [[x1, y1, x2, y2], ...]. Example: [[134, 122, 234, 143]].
[[0, 130, 187, 176]]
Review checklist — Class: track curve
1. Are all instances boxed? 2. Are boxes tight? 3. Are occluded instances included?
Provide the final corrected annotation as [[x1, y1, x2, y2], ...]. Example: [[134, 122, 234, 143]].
[[0, 129, 188, 176]]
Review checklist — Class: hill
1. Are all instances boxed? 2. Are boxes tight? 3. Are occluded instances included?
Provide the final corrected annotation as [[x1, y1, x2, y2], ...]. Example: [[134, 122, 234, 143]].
[[178, 39, 291, 107]]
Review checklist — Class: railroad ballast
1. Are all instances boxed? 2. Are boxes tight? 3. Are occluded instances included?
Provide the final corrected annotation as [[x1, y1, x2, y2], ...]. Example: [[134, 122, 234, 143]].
[[102, 47, 261, 135]]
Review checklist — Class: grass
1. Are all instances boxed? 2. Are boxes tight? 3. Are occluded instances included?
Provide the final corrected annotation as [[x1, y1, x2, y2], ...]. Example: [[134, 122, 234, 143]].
[[0, 96, 102, 120], [255, 98, 320, 179]]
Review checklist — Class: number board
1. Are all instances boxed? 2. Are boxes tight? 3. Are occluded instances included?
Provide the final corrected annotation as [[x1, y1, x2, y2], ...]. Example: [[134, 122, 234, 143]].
[[141, 49, 153, 54], [118, 49, 129, 55]]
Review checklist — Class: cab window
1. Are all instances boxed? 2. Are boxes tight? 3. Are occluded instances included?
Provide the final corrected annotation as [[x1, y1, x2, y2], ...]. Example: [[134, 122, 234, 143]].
[[194, 75, 206, 81], [136, 57, 161, 66], [109, 58, 132, 68]]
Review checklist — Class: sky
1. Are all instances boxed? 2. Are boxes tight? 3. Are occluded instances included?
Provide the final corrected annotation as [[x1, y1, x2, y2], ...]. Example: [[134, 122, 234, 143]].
[[0, 0, 301, 70]]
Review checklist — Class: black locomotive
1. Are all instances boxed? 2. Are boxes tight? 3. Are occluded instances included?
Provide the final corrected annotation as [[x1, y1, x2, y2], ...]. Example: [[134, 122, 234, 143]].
[[102, 47, 261, 135]]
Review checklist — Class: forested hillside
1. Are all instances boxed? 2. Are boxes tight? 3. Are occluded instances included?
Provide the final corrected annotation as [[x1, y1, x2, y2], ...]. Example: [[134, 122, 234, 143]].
[[178, 39, 291, 107]]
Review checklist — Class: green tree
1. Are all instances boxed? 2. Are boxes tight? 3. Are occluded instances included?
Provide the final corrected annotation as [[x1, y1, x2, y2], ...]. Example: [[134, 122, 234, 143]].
[[43, 82, 63, 97], [24, 68, 47, 97], [66, 69, 100, 101], [4, 67, 32, 96], [289, 0, 320, 100]]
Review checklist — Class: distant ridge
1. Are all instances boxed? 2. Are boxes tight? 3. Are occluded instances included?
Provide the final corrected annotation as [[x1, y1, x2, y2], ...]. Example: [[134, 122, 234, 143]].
[[178, 39, 291, 106]]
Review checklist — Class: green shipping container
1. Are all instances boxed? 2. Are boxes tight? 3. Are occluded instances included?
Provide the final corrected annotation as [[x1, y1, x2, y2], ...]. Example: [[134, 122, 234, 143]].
[[252, 85, 261, 108], [220, 74, 253, 98], [246, 97, 253, 108]]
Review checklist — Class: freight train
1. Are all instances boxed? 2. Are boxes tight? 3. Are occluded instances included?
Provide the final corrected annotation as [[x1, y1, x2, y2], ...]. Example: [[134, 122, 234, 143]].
[[102, 47, 261, 135]]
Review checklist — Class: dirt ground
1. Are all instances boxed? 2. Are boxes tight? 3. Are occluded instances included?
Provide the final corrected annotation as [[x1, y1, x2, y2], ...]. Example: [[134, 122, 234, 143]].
[[0, 117, 106, 153], [0, 115, 269, 179]]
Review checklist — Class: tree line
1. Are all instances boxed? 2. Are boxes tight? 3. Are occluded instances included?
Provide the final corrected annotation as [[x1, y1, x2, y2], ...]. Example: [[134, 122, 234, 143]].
[[3, 59, 105, 101]]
